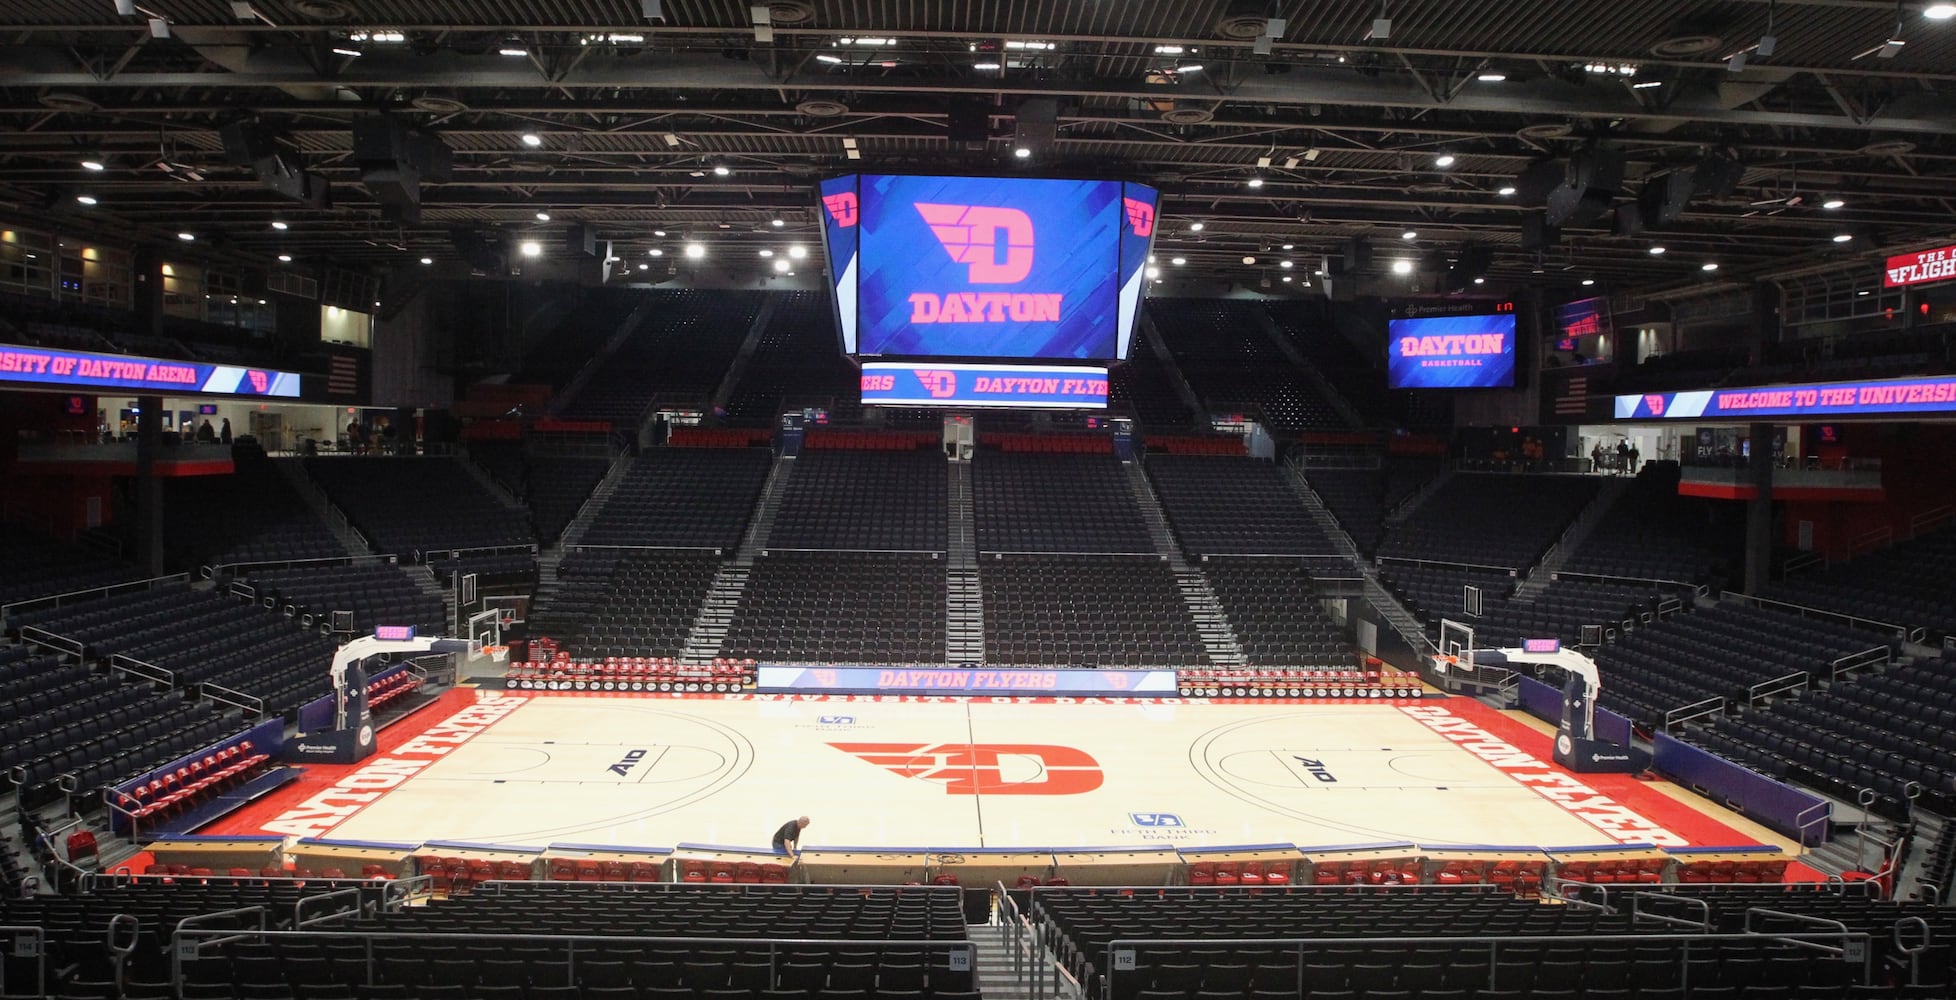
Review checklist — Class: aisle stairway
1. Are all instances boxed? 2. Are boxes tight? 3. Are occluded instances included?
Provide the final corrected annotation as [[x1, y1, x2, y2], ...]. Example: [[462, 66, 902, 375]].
[[680, 452, 794, 663]]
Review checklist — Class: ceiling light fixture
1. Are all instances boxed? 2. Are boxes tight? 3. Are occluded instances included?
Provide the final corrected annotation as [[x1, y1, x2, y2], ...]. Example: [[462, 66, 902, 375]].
[[650, 248, 664, 257], [770, 218, 785, 228], [1581, 278, 1596, 285], [1242, 256, 1257, 265], [1497, 186, 1517, 196], [1833, 233, 1855, 242], [499, 43, 529, 57], [759, 249, 774, 257], [1175, 59, 1204, 74], [536, 211, 551, 221], [1146, 267, 1161, 279], [270, 220, 288, 230], [81, 158, 105, 171], [1189, 222, 1204, 232], [521, 133, 543, 147], [1013, 147, 1031, 158], [331, 46, 362, 57], [1281, 243, 1295, 250], [1649, 245, 1666, 255], [1823, 198, 1846, 209], [1401, 230, 1418, 240], [1435, 154, 1456, 168], [1927, 3, 1956, 19], [685, 243, 705, 258], [277, 254, 292, 262], [1171, 257, 1186, 265], [419, 257, 433, 265], [1702, 262, 1720, 271], [1391, 260, 1413, 274], [1279, 260, 1293, 269], [177, 232, 195, 241], [713, 164, 731, 176], [75, 195, 97, 205], [1476, 71, 1507, 82], [520, 241, 541, 257], [1247, 177, 1264, 188], [974, 61, 1001, 70], [1154, 45, 1186, 55], [1473, 277, 1486, 285], [788, 245, 808, 259]]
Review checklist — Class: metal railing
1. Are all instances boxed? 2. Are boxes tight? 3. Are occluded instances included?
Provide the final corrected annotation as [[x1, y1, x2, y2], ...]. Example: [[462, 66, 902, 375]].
[[201, 682, 265, 718], [1625, 891, 1711, 931], [1797, 801, 1833, 852], [109, 653, 175, 688], [1720, 589, 1910, 643], [0, 572, 188, 630], [1553, 570, 1710, 599], [0, 925, 46, 999], [1834, 645, 1895, 678], [1665, 696, 1727, 730], [1910, 504, 1955, 537], [18, 624, 84, 659], [1749, 671, 1810, 705]]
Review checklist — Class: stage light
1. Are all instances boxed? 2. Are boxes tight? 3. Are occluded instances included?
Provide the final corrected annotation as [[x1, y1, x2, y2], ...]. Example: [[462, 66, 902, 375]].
[[520, 241, 541, 257]]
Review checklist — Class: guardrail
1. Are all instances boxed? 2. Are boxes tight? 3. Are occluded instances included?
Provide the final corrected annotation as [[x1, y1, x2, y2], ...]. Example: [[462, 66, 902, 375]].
[[1911, 504, 1954, 537], [1749, 671, 1810, 705], [108, 653, 174, 688], [18, 625, 84, 659], [203, 553, 392, 580], [0, 924, 46, 998], [1719, 590, 1909, 643], [1833, 645, 1894, 678], [1664, 696, 1727, 730], [1552, 570, 1709, 599], [1378, 556, 1520, 576], [201, 682, 265, 718], [0, 572, 188, 630]]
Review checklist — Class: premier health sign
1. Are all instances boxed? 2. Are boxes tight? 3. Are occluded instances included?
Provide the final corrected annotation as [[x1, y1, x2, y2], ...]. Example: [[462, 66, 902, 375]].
[[0, 345, 302, 398], [1617, 376, 1956, 421]]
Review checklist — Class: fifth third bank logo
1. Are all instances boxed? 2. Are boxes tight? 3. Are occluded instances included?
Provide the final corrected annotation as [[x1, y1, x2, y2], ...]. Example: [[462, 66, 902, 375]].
[[916, 202, 1036, 283]]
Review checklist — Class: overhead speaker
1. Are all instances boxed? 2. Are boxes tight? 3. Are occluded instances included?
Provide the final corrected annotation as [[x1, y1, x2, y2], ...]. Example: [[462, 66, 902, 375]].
[[1613, 203, 1645, 238], [565, 224, 598, 258], [1520, 212, 1561, 251], [1519, 151, 1624, 226], [1638, 170, 1696, 228], [946, 97, 991, 150], [220, 121, 281, 165], [1336, 237, 1372, 275], [1013, 98, 1058, 147], [1693, 152, 1744, 198]]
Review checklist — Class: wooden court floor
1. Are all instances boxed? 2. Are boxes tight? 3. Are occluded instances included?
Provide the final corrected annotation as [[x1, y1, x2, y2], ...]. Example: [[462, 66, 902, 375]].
[[209, 691, 1779, 855]]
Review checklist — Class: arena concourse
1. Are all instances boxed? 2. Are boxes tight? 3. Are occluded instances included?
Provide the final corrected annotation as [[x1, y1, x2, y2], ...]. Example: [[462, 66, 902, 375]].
[[6, 1, 1956, 997]]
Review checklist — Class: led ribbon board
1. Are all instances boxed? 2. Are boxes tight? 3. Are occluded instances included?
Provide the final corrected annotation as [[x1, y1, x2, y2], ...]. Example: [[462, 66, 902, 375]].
[[758, 665, 1180, 696], [820, 174, 1158, 361], [1617, 376, 1956, 420], [0, 345, 303, 397], [859, 361, 1108, 409], [1387, 312, 1517, 389]]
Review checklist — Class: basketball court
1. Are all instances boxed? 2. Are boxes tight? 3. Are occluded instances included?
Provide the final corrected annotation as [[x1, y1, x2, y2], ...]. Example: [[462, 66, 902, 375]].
[[206, 689, 1786, 857]]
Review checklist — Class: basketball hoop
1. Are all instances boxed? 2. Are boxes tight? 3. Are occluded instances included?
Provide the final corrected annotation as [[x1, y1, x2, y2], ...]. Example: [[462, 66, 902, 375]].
[[478, 645, 508, 663]]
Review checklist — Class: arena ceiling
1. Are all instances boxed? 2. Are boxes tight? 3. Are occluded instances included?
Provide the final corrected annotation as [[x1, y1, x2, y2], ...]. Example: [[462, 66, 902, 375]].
[[3, 0, 1955, 297]]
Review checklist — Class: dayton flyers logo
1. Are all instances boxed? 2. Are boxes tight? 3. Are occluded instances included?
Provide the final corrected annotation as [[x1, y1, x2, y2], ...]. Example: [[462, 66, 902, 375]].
[[823, 191, 859, 227], [246, 370, 270, 393], [915, 203, 1036, 283], [832, 742, 1103, 794], [1644, 394, 1667, 416], [1122, 197, 1156, 237], [915, 369, 958, 399]]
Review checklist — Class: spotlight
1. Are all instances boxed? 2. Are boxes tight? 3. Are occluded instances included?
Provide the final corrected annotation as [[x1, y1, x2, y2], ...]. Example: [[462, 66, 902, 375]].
[[1391, 260, 1413, 274], [277, 254, 292, 262], [1648, 246, 1666, 255], [788, 245, 808, 259], [1014, 147, 1031, 159], [520, 241, 542, 257], [1435, 154, 1456, 168], [521, 133, 543, 147], [271, 220, 288, 230], [1247, 177, 1264, 188], [685, 243, 705, 258], [81, 158, 105, 171], [1401, 230, 1418, 240], [1833, 233, 1854, 243], [1497, 186, 1517, 196], [177, 232, 195, 241], [420, 257, 433, 265], [773, 258, 790, 272], [713, 164, 731, 176], [1702, 262, 1720, 271], [75, 195, 97, 205], [536, 211, 551, 221], [1823, 198, 1845, 209]]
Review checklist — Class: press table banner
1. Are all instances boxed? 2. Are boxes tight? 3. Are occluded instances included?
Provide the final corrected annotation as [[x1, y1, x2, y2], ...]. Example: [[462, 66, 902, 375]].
[[0, 345, 303, 397], [757, 665, 1179, 696]]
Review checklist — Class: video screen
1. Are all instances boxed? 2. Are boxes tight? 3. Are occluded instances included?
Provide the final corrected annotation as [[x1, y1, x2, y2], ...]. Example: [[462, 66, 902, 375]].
[[859, 361, 1108, 410], [1388, 312, 1517, 389], [1549, 296, 1613, 367], [821, 174, 1158, 361]]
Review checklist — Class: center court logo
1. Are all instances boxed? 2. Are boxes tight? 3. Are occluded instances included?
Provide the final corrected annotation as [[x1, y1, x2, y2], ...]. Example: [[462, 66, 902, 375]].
[[833, 742, 1103, 795]]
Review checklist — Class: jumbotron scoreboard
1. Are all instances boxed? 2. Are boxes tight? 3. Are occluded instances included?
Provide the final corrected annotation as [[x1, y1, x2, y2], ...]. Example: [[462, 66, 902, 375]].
[[820, 174, 1160, 410]]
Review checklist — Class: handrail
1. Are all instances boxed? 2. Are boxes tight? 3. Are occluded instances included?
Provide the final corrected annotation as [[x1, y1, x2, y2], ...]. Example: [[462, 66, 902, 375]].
[[1795, 800, 1832, 852], [1910, 504, 1955, 537], [0, 925, 46, 999], [108, 652, 174, 687], [1627, 891, 1712, 931], [1832, 645, 1892, 679], [1748, 671, 1809, 704], [104, 913, 140, 986], [1720, 590, 1907, 642], [1552, 570, 1707, 598], [295, 886, 366, 927], [17, 625, 84, 659], [1742, 909, 1860, 962], [1894, 915, 1932, 986], [201, 681, 265, 717], [1665, 696, 1726, 730], [0, 572, 189, 629], [381, 874, 435, 910], [169, 905, 269, 986]]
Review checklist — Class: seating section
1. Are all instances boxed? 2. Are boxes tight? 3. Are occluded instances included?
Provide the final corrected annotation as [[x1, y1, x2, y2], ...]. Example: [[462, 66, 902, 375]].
[[0, 522, 144, 609], [581, 448, 772, 550], [1146, 456, 1339, 558], [1265, 300, 1394, 424], [236, 562, 447, 635], [1762, 523, 1956, 638], [532, 550, 724, 658], [1379, 473, 1602, 569], [771, 448, 946, 551], [513, 289, 646, 390], [1, 648, 203, 793], [1684, 658, 1956, 818], [1201, 559, 1350, 667], [723, 290, 863, 426], [11, 584, 341, 720], [1303, 467, 1388, 556], [1107, 348, 1195, 428], [161, 442, 343, 568], [975, 452, 1151, 553], [722, 551, 946, 664], [1379, 563, 1518, 635], [1148, 298, 1350, 432], [559, 289, 764, 425], [1592, 604, 1892, 728], [982, 555, 1208, 667], [1563, 462, 1734, 585], [1386, 563, 1680, 652], [305, 457, 533, 557]]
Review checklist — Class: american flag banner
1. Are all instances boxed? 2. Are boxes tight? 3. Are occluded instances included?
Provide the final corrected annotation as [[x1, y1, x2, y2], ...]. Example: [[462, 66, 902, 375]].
[[327, 353, 361, 397]]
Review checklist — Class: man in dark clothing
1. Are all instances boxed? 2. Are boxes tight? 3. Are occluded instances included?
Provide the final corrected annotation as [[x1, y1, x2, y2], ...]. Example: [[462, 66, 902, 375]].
[[772, 816, 810, 855]]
